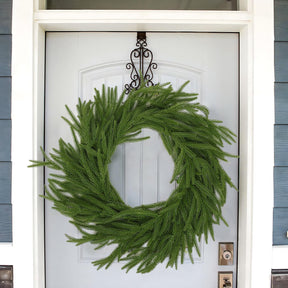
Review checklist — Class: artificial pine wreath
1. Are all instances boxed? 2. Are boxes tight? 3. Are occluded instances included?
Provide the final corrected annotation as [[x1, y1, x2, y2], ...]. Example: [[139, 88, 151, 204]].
[[30, 82, 236, 273]]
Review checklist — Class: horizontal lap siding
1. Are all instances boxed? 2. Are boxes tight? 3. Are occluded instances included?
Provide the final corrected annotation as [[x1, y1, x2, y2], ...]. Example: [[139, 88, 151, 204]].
[[274, 209, 288, 245], [275, 0, 288, 41], [0, 162, 11, 203], [274, 167, 288, 207], [275, 125, 288, 166], [274, 0, 288, 245], [0, 0, 12, 34], [275, 83, 288, 124], [275, 42, 288, 82], [0, 121, 11, 161], [0, 36, 11, 76], [0, 205, 12, 242], [0, 0, 12, 242]]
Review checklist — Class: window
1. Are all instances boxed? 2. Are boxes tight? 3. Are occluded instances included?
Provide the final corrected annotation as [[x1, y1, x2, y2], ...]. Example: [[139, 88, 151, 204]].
[[47, 0, 237, 10]]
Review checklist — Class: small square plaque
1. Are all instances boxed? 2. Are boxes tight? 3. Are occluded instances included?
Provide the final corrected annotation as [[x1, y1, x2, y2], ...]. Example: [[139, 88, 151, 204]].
[[272, 270, 288, 288], [0, 266, 13, 288]]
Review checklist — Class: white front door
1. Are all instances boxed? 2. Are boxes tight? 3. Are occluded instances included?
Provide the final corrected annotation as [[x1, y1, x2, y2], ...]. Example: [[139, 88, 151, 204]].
[[45, 32, 238, 288]]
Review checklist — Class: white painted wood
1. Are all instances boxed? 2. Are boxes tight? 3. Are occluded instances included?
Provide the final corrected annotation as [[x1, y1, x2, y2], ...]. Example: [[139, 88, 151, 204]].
[[34, 10, 252, 32], [45, 32, 238, 288], [272, 246, 288, 269], [9, 0, 274, 287], [237, 25, 253, 288], [250, 1, 274, 287], [32, 23, 46, 288], [239, 0, 249, 10], [35, 0, 45, 10]]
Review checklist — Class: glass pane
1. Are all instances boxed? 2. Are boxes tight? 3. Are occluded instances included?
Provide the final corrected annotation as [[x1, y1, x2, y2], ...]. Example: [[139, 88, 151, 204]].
[[47, 0, 237, 10]]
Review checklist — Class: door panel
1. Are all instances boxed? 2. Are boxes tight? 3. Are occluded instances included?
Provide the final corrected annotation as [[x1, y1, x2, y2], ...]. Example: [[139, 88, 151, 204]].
[[45, 32, 238, 288]]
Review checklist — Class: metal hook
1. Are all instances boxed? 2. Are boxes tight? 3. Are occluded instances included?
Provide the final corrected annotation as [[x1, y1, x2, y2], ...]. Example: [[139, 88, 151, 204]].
[[125, 32, 158, 93]]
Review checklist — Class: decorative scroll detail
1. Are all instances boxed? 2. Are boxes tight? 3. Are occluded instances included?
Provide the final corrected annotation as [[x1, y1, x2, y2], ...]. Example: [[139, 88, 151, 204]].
[[125, 32, 158, 94]]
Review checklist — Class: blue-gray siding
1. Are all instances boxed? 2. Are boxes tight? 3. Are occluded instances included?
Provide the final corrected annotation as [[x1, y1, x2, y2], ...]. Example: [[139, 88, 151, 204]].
[[275, 125, 288, 166], [0, 121, 11, 161], [275, 0, 288, 41], [274, 167, 288, 207], [275, 83, 288, 124], [275, 42, 288, 82], [0, 77, 11, 119], [0, 36, 11, 76], [0, 0, 12, 34], [0, 0, 12, 242], [0, 162, 11, 204], [0, 204, 12, 242], [274, 0, 288, 245], [274, 209, 288, 245]]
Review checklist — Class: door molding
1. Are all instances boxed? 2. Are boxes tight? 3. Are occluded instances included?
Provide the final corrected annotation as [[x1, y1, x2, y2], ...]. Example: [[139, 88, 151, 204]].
[[9, 1, 274, 288], [78, 60, 202, 101]]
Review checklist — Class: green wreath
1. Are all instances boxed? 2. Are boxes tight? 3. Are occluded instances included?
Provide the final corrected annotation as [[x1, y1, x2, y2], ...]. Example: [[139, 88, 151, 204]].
[[30, 82, 236, 273]]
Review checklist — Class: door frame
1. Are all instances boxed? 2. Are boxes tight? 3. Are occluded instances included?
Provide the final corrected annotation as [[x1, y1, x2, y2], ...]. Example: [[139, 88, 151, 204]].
[[8, 0, 274, 288]]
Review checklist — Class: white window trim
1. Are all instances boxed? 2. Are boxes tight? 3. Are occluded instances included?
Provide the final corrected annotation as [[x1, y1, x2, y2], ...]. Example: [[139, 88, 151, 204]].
[[7, 0, 274, 287]]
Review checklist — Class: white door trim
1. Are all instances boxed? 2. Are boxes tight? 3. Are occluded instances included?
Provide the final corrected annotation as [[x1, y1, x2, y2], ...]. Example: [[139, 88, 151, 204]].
[[9, 1, 274, 288]]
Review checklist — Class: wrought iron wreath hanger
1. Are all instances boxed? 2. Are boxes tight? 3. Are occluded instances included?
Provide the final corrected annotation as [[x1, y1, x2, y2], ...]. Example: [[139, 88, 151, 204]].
[[125, 32, 158, 94]]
